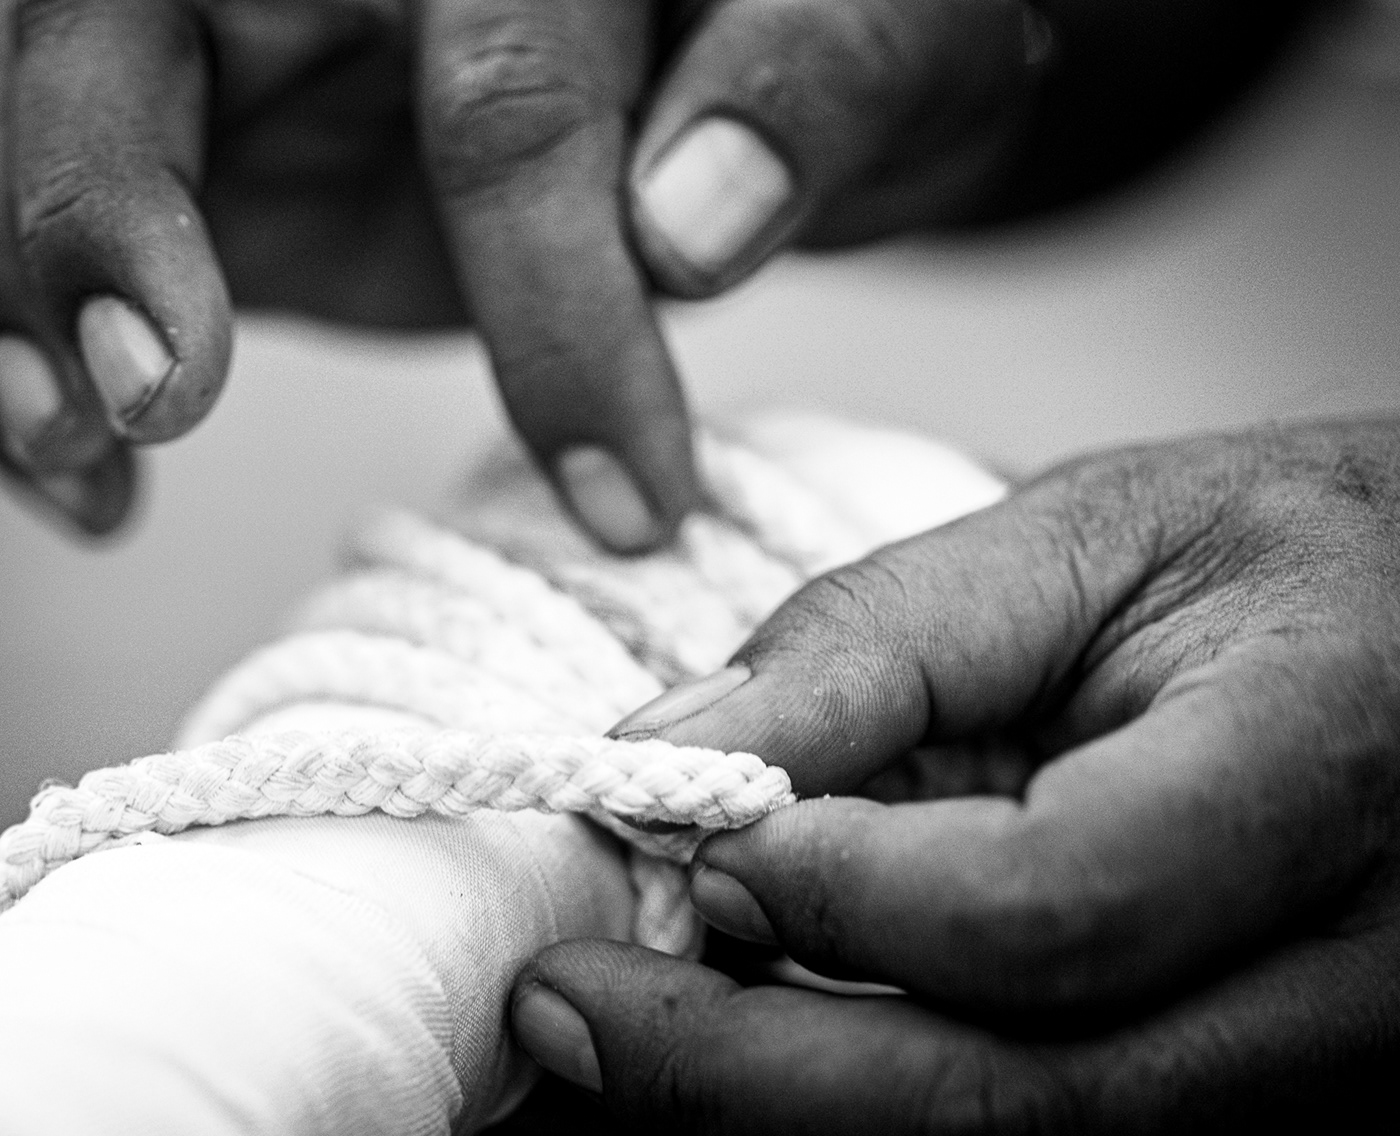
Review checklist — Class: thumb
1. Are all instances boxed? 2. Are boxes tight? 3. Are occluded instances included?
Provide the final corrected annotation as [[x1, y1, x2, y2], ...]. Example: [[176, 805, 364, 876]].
[[610, 464, 1157, 796], [628, 0, 1044, 297]]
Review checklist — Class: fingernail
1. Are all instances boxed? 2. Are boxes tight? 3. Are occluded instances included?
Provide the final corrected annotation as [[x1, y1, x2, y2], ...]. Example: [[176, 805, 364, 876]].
[[0, 337, 65, 463], [610, 664, 751, 738], [512, 984, 603, 1093], [636, 116, 794, 277], [78, 297, 174, 430], [557, 445, 662, 553], [689, 864, 777, 945]]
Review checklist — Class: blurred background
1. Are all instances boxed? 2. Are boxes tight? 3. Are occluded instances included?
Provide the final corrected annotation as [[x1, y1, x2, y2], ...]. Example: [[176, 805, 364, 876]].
[[2, 3, 1398, 827]]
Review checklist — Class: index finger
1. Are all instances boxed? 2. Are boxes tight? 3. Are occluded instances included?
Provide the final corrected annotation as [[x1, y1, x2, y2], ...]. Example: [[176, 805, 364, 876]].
[[9, 0, 231, 445], [416, 0, 700, 554]]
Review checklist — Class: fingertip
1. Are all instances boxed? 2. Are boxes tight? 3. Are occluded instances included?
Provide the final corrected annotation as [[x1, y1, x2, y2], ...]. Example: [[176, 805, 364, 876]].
[[688, 863, 778, 945], [524, 939, 661, 997], [21, 197, 234, 448], [0, 335, 113, 473], [510, 981, 604, 1095], [609, 664, 753, 738], [615, 637, 918, 797], [519, 940, 743, 1120], [524, 939, 737, 1022], [11, 441, 138, 538], [612, 660, 844, 794], [0, 336, 66, 466], [555, 445, 667, 554], [78, 287, 230, 446], [61, 442, 138, 538], [78, 298, 173, 430], [611, 403, 706, 548], [546, 398, 702, 554]]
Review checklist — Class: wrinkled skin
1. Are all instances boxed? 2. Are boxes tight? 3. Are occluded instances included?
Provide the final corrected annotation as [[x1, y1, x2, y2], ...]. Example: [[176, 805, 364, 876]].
[[516, 418, 1400, 1133]]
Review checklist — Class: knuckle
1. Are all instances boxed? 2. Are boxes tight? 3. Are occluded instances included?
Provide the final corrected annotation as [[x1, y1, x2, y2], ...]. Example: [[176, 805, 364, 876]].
[[10, 154, 133, 296], [14, 163, 108, 252], [421, 29, 592, 194]]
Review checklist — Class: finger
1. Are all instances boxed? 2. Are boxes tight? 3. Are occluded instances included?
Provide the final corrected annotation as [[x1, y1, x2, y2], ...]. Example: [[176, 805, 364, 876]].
[[0, 429, 137, 536], [687, 630, 1400, 1016], [628, 0, 1042, 297], [0, 335, 78, 472], [417, 0, 700, 554], [516, 921, 1399, 1134], [606, 441, 1400, 1010], [516, 940, 1032, 1135], [10, 0, 232, 447], [611, 462, 1164, 795], [0, 335, 138, 532]]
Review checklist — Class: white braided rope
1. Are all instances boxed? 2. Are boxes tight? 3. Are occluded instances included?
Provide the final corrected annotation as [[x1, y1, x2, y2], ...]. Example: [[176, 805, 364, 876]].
[[457, 509, 755, 681], [293, 570, 658, 728], [448, 441, 853, 681], [178, 631, 589, 744], [673, 514, 805, 627], [4, 428, 902, 951], [346, 510, 660, 705], [695, 433, 872, 575], [0, 731, 794, 913]]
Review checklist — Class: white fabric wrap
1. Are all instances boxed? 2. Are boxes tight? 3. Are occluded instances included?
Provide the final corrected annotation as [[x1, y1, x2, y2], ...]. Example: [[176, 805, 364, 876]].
[[0, 416, 1005, 1134], [0, 705, 635, 1135]]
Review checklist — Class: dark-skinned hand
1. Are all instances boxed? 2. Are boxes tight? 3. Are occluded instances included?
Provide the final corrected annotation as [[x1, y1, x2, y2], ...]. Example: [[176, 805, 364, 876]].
[[0, 0, 1298, 542], [511, 417, 1400, 1132]]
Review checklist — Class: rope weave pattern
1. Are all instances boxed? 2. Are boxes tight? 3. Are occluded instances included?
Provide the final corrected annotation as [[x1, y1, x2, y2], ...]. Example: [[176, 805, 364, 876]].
[[0, 428, 896, 946], [0, 731, 793, 912], [344, 511, 662, 707]]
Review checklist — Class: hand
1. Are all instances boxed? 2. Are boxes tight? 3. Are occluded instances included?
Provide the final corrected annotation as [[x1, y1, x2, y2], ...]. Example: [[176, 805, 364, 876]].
[[0, 0, 700, 543], [511, 418, 1400, 1131], [0, 0, 1051, 541], [0, 0, 1284, 541]]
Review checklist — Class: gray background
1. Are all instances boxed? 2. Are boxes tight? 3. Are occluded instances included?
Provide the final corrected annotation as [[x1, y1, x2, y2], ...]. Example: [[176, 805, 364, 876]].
[[3, 10, 1399, 827]]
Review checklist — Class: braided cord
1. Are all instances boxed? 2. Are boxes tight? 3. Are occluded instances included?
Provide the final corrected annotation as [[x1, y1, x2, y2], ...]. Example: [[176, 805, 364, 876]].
[[0, 730, 794, 913], [3, 431, 866, 943]]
